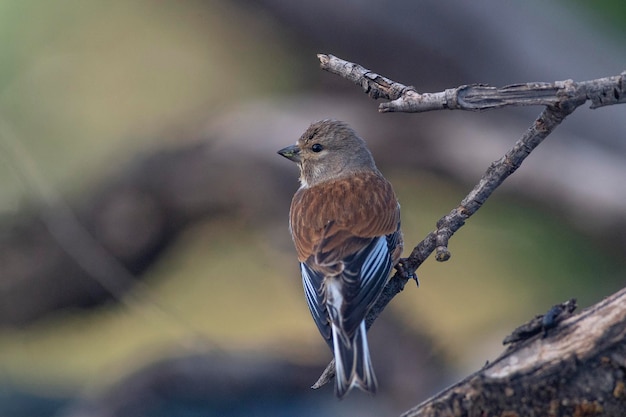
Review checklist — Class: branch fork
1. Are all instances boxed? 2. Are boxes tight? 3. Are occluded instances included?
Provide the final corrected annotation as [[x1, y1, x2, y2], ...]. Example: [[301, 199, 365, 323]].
[[312, 53, 626, 394]]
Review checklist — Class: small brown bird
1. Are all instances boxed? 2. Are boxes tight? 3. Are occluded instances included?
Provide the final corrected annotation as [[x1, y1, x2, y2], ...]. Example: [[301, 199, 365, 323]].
[[278, 120, 403, 398]]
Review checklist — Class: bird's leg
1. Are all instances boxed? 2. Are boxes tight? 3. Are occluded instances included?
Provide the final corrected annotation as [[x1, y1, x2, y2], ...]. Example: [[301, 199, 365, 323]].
[[396, 258, 419, 286]]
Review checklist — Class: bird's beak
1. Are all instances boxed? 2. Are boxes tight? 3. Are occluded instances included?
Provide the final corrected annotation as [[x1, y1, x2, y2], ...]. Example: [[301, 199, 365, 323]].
[[277, 144, 301, 163]]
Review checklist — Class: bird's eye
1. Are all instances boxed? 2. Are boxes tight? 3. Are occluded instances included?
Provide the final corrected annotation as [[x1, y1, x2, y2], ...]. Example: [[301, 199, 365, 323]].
[[311, 143, 323, 153]]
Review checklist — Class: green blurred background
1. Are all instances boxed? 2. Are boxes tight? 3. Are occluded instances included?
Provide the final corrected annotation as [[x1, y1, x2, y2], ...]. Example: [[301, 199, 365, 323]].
[[0, 1, 624, 416]]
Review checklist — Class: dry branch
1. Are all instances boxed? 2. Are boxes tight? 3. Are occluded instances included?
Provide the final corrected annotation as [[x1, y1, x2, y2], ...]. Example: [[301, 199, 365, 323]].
[[312, 53, 626, 415], [402, 289, 626, 416], [318, 54, 626, 112]]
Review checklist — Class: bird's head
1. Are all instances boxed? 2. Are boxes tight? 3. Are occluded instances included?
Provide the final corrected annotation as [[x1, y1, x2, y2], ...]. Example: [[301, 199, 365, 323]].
[[277, 120, 377, 188]]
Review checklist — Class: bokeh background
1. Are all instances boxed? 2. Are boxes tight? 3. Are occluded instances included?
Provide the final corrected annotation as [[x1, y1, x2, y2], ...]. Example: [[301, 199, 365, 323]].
[[0, 1, 625, 416]]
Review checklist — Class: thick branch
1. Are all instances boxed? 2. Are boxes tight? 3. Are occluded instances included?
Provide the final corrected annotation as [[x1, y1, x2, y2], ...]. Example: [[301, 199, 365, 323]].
[[318, 54, 626, 112], [402, 287, 626, 416]]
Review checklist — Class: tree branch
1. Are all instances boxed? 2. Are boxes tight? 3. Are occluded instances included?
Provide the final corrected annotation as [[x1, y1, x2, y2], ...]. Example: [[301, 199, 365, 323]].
[[318, 54, 626, 112], [402, 288, 626, 416], [311, 54, 626, 394]]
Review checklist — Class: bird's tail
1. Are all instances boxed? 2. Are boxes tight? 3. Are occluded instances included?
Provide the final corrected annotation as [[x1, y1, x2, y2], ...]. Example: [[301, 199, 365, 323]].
[[332, 320, 378, 398]]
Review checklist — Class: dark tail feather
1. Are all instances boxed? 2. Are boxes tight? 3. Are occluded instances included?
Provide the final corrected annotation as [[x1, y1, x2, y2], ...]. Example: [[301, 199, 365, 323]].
[[332, 320, 378, 398]]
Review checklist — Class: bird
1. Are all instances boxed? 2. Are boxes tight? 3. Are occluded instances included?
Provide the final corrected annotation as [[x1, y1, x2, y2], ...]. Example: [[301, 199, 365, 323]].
[[277, 119, 403, 398]]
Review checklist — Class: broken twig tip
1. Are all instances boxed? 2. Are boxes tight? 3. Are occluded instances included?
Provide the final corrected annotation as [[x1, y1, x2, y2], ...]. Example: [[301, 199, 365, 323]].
[[317, 53, 330, 66], [503, 298, 577, 345], [435, 246, 451, 262], [312, 358, 335, 390]]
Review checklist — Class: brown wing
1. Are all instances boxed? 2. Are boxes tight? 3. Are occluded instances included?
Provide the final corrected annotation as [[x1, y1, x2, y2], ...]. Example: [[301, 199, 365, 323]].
[[289, 171, 400, 267]]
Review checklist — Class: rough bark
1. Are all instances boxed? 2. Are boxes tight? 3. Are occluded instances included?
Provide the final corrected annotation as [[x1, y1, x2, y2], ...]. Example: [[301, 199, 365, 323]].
[[402, 289, 626, 417]]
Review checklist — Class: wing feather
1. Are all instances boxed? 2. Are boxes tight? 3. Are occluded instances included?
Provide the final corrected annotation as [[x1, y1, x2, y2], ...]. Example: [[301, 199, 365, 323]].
[[339, 232, 398, 336], [301, 262, 332, 344]]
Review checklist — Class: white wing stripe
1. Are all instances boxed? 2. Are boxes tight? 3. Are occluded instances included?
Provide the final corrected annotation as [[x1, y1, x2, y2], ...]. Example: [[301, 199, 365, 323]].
[[301, 263, 322, 318], [360, 236, 388, 287]]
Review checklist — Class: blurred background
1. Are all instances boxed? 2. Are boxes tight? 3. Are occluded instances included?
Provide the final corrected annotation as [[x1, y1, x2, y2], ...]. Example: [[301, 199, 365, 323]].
[[0, 1, 625, 416]]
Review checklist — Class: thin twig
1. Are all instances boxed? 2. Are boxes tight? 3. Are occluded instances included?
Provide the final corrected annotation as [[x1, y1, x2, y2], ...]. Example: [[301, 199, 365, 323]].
[[312, 53, 607, 389]]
